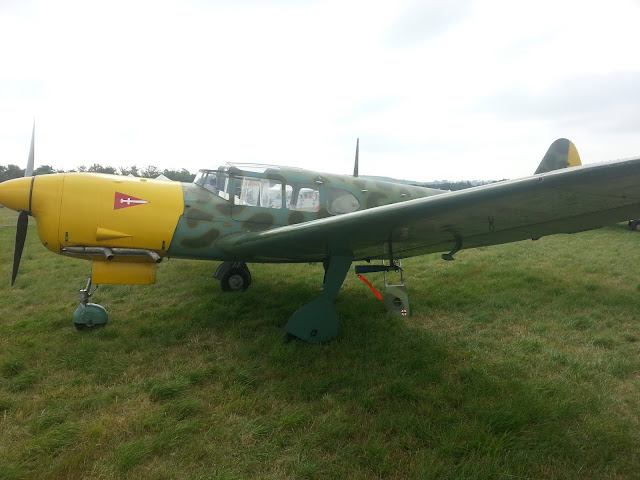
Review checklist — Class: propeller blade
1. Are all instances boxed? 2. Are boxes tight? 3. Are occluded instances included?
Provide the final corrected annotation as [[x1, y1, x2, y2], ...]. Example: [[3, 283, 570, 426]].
[[12, 210, 28, 286], [353, 138, 359, 177], [9, 124, 35, 285], [25, 122, 35, 177]]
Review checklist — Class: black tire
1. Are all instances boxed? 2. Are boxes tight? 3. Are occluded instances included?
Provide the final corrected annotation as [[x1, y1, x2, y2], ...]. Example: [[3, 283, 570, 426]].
[[220, 267, 250, 292], [74, 322, 104, 331]]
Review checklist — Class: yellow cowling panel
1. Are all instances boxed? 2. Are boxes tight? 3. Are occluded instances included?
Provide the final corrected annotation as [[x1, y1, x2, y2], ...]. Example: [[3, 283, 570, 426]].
[[92, 261, 156, 285], [0, 176, 32, 212], [58, 174, 184, 253], [96, 227, 132, 241], [30, 174, 65, 253]]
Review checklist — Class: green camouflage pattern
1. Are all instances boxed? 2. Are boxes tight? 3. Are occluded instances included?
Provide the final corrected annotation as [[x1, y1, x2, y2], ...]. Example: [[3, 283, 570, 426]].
[[210, 156, 640, 264], [534, 138, 580, 174], [167, 165, 445, 261]]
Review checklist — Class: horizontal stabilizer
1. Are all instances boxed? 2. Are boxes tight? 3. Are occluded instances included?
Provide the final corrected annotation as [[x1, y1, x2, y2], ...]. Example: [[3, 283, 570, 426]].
[[535, 138, 582, 174]]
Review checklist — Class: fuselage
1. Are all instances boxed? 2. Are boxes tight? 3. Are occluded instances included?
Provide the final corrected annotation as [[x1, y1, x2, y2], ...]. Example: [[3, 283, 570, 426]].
[[169, 164, 445, 261], [0, 164, 446, 283]]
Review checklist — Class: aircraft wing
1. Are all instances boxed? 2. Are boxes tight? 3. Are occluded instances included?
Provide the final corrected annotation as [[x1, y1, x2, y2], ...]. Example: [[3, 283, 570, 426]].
[[216, 157, 640, 263]]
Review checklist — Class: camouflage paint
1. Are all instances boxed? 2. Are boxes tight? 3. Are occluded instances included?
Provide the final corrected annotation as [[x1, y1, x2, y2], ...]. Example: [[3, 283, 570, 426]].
[[535, 138, 582, 174], [167, 164, 445, 261]]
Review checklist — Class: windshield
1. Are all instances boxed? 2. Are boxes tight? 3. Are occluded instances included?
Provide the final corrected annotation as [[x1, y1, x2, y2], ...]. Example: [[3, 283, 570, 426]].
[[194, 170, 230, 200]]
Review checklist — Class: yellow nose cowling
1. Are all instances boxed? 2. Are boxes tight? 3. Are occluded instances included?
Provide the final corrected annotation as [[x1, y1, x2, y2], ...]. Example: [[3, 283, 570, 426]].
[[0, 177, 33, 212], [0, 174, 65, 254]]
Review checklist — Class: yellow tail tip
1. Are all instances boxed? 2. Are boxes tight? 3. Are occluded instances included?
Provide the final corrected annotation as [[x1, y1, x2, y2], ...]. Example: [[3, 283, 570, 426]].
[[535, 138, 582, 174]]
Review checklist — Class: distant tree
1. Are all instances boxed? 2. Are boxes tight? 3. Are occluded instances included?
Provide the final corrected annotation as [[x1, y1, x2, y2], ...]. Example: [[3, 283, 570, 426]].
[[423, 181, 474, 191], [0, 164, 25, 182], [86, 164, 117, 174], [18, 164, 194, 181], [33, 165, 56, 176], [119, 165, 140, 177], [422, 180, 502, 191], [162, 168, 195, 182], [140, 165, 161, 178], [8, 165, 24, 178]]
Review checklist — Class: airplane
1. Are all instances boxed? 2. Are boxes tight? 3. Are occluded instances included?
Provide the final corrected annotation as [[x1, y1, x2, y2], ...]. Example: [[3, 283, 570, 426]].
[[2, 127, 640, 343]]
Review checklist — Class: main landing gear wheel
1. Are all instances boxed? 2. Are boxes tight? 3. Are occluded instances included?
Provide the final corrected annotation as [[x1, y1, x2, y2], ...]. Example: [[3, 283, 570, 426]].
[[221, 267, 250, 291], [74, 316, 105, 331], [215, 262, 252, 292], [72, 273, 108, 330]]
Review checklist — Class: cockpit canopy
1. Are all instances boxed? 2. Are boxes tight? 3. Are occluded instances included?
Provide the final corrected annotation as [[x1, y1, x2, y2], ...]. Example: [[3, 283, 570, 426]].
[[193, 164, 360, 215]]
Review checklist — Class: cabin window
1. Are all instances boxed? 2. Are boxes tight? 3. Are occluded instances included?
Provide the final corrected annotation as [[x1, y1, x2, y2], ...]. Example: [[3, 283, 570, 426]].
[[286, 184, 320, 212], [261, 179, 283, 208], [328, 188, 360, 215], [195, 171, 230, 200], [234, 177, 283, 208]]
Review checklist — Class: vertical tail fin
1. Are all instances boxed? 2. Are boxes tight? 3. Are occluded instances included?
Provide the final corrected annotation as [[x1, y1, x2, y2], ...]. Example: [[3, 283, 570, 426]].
[[535, 138, 582, 174]]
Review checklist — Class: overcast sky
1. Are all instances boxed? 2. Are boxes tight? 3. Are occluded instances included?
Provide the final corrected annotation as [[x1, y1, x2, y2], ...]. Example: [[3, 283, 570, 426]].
[[1, 0, 639, 181]]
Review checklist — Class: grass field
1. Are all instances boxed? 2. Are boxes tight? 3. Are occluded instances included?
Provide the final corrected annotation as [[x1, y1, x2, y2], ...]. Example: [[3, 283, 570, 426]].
[[1, 207, 639, 479]]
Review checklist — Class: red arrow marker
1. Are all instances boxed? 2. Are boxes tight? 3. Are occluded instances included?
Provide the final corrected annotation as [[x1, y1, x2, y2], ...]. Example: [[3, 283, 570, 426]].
[[114, 192, 150, 210], [356, 274, 383, 300]]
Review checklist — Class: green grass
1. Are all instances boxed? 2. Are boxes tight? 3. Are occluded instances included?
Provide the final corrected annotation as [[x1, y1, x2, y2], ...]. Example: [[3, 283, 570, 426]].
[[1, 207, 640, 479]]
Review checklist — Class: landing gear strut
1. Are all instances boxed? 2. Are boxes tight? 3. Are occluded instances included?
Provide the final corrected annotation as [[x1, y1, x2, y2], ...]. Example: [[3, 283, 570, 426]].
[[214, 262, 252, 291], [286, 255, 353, 343], [72, 273, 108, 330]]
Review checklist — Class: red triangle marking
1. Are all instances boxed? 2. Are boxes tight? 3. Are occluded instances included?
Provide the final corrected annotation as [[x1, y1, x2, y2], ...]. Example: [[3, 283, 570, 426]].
[[114, 192, 150, 210]]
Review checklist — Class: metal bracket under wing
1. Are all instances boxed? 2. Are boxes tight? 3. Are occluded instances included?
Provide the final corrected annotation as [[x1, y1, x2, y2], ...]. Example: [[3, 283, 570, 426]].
[[383, 259, 410, 317]]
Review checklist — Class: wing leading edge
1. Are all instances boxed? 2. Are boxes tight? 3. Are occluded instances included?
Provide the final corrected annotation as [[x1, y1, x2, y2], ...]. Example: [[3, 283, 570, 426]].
[[216, 156, 640, 263]]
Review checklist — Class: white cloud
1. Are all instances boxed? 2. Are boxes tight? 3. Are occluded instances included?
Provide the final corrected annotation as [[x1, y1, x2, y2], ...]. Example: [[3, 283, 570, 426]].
[[1, 0, 640, 181]]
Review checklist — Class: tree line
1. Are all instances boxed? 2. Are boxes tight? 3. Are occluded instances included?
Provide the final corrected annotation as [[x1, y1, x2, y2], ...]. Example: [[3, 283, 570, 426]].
[[421, 180, 499, 191], [0, 164, 195, 183]]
